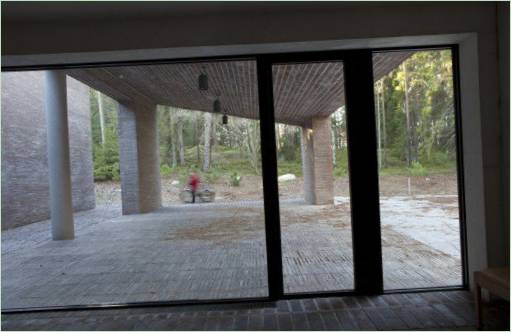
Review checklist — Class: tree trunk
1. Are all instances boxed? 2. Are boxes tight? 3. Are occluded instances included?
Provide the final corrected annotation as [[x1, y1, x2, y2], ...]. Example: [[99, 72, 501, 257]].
[[177, 113, 185, 166], [342, 106, 347, 150], [210, 113, 216, 164], [203, 112, 212, 170], [410, 95, 418, 164], [275, 124, 281, 152], [96, 90, 106, 145], [381, 81, 387, 167], [332, 127, 336, 166], [246, 121, 260, 174], [403, 62, 412, 168], [169, 109, 177, 168], [286, 125, 295, 150], [376, 81, 382, 169], [239, 121, 244, 158], [195, 113, 201, 164], [211, 114, 217, 146]]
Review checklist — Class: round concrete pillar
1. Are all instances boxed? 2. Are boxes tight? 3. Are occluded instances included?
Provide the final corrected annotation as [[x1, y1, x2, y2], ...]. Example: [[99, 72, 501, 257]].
[[45, 71, 74, 240]]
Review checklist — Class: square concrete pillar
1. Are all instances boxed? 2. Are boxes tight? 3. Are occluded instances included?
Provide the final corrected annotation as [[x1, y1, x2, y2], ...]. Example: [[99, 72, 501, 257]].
[[301, 127, 316, 204], [118, 102, 162, 214], [300, 116, 334, 205]]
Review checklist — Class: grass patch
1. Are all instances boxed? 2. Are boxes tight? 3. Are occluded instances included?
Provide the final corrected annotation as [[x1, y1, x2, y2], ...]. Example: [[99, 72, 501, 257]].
[[159, 146, 458, 184], [277, 161, 302, 177]]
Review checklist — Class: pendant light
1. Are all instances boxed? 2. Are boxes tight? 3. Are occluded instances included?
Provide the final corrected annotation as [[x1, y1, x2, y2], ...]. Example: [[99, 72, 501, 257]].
[[213, 99, 221, 113], [198, 67, 208, 91]]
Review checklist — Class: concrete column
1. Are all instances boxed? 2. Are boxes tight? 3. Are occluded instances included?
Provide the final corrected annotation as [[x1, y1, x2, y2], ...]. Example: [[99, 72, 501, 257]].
[[44, 71, 74, 240], [300, 116, 334, 205], [118, 103, 162, 214]]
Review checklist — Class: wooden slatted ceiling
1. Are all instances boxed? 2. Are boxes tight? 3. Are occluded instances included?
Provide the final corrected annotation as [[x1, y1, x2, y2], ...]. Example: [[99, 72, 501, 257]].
[[68, 52, 412, 127]]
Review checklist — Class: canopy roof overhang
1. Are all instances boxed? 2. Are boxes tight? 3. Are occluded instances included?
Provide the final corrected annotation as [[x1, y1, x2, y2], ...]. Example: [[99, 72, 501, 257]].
[[68, 52, 411, 127]]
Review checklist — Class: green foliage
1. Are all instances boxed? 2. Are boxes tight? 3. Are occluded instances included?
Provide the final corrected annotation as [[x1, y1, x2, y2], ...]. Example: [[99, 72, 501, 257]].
[[178, 169, 192, 185], [202, 169, 222, 183], [278, 129, 300, 161], [229, 172, 241, 187], [375, 49, 457, 174], [94, 161, 120, 181], [160, 164, 173, 178], [333, 148, 349, 177], [92, 129, 120, 181], [94, 164, 111, 181], [277, 161, 302, 177], [162, 165, 224, 187], [89, 50, 458, 185], [90, 91, 120, 181], [424, 151, 452, 167], [111, 162, 120, 181], [408, 161, 429, 177]]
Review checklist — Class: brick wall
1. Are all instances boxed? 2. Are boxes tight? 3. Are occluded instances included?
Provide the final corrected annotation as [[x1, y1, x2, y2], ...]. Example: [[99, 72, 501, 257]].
[[301, 127, 316, 204], [1, 71, 95, 229], [311, 117, 334, 205], [118, 102, 161, 214], [300, 117, 334, 205]]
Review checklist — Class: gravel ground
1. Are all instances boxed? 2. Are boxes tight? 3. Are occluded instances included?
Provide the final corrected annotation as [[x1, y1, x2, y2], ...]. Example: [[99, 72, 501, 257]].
[[95, 174, 458, 206]]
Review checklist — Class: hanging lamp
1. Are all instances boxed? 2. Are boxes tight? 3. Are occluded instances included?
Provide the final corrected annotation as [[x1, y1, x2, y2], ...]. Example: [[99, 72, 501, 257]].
[[198, 67, 208, 91], [213, 99, 221, 113]]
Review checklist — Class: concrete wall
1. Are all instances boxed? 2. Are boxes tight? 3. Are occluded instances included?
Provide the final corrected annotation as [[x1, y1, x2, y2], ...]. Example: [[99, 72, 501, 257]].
[[1, 71, 95, 229], [497, 1, 509, 265], [1, 2, 507, 277]]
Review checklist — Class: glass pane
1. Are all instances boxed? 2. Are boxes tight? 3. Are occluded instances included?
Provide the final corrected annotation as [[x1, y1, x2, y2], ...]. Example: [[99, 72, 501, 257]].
[[272, 61, 354, 293], [372, 50, 463, 289], [1, 60, 268, 309]]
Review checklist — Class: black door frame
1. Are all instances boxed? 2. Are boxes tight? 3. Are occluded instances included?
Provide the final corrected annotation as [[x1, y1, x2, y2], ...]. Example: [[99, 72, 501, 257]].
[[1, 45, 467, 314], [260, 45, 469, 298], [257, 50, 384, 298]]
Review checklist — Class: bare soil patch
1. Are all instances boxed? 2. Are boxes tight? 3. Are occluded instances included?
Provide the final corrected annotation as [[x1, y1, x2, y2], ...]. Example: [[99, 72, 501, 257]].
[[164, 204, 353, 244], [164, 208, 264, 243]]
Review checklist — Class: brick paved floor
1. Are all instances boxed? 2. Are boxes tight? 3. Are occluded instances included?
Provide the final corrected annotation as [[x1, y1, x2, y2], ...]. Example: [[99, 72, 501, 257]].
[[2, 198, 462, 309], [2, 291, 509, 330]]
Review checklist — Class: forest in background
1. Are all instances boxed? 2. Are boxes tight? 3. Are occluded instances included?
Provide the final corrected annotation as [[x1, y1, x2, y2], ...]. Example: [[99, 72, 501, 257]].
[[90, 50, 457, 185]]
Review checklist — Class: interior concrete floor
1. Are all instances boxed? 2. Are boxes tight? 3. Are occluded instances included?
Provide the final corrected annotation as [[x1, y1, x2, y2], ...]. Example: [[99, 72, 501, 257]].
[[2, 197, 462, 309], [2, 291, 509, 331]]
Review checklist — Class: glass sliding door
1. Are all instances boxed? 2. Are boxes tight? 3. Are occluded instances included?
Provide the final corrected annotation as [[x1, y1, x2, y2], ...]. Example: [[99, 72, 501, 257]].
[[270, 61, 354, 294], [1, 47, 467, 312], [372, 49, 464, 289], [1, 59, 269, 309]]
